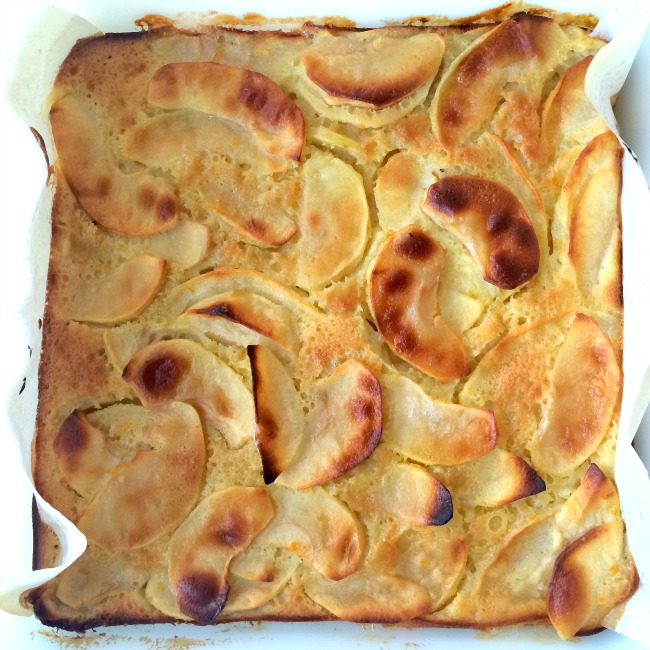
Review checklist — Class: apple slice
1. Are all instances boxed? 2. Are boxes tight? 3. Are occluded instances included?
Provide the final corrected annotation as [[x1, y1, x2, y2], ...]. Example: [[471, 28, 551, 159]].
[[68, 254, 166, 324], [373, 462, 453, 526], [250, 485, 364, 580], [122, 338, 254, 448], [168, 486, 274, 623], [303, 570, 432, 622], [441, 448, 545, 508], [432, 14, 569, 148], [147, 62, 304, 161], [531, 315, 620, 475], [371, 530, 466, 611], [146, 570, 190, 621], [248, 345, 303, 484], [179, 291, 299, 360], [168, 268, 317, 320], [123, 110, 290, 174], [50, 94, 178, 236], [368, 226, 470, 382], [547, 520, 638, 639], [275, 359, 382, 489], [72, 403, 204, 550], [145, 221, 210, 270], [382, 374, 496, 466], [301, 28, 444, 109], [423, 177, 540, 289], [297, 151, 369, 290]]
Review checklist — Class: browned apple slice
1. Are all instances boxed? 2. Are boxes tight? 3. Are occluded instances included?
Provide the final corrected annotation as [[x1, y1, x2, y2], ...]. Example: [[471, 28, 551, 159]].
[[301, 28, 444, 109], [368, 226, 470, 382], [297, 151, 369, 290], [531, 315, 620, 475], [122, 338, 254, 448], [147, 62, 304, 161], [123, 110, 290, 174], [179, 291, 299, 360], [275, 359, 382, 489], [68, 254, 166, 324], [432, 14, 569, 148], [169, 268, 317, 320], [146, 570, 190, 621], [248, 345, 303, 484], [423, 177, 540, 289], [441, 448, 545, 508], [373, 462, 452, 526], [168, 486, 274, 623], [50, 94, 178, 236], [371, 531, 466, 611], [145, 221, 210, 270], [303, 570, 432, 622], [73, 403, 205, 550], [547, 520, 638, 639], [251, 485, 364, 580], [382, 374, 496, 465]]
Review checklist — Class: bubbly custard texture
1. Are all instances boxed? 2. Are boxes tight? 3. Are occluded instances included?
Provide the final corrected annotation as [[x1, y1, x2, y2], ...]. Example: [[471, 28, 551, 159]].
[[31, 14, 636, 638]]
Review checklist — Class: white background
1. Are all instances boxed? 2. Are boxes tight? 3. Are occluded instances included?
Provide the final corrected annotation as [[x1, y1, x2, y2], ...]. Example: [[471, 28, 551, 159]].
[[0, 1, 648, 648]]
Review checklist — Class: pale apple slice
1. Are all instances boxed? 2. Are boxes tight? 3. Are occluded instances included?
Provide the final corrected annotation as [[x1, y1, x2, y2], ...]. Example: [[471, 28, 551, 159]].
[[368, 226, 470, 382], [303, 570, 432, 622], [301, 28, 444, 109], [249, 485, 364, 580], [147, 62, 304, 161], [431, 14, 569, 148], [441, 448, 545, 508], [168, 486, 274, 623], [74, 403, 205, 550], [275, 359, 382, 489], [122, 338, 254, 448], [123, 110, 289, 174], [371, 531, 466, 611], [382, 374, 496, 466], [531, 315, 620, 475], [423, 177, 540, 289], [179, 291, 298, 360], [547, 520, 638, 639], [68, 254, 166, 324], [50, 94, 178, 236], [53, 411, 120, 499], [146, 570, 190, 620], [373, 462, 452, 526], [248, 345, 303, 484], [145, 221, 211, 270], [297, 151, 369, 290], [168, 267, 317, 320]]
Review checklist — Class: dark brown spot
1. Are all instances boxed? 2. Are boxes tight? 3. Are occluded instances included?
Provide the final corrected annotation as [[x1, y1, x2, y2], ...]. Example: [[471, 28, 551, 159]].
[[53, 412, 88, 463], [95, 175, 111, 198], [393, 230, 434, 260], [393, 327, 419, 355], [486, 209, 514, 236], [382, 268, 412, 294], [137, 186, 156, 211], [427, 482, 453, 526], [132, 353, 187, 398], [239, 71, 297, 130], [357, 370, 379, 396], [441, 106, 464, 128], [157, 195, 177, 222], [175, 571, 228, 624], [194, 302, 235, 320], [212, 513, 245, 548], [426, 180, 469, 216]]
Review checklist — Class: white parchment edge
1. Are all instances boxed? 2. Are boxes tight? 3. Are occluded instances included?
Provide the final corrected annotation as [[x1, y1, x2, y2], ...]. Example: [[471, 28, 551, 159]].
[[1, 1, 649, 644]]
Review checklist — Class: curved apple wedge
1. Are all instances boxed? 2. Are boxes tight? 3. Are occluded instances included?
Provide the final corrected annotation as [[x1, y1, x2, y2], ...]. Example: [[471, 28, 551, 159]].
[[65, 403, 205, 550], [531, 314, 620, 475], [301, 28, 444, 109], [275, 359, 382, 489], [68, 254, 166, 324], [168, 486, 274, 623], [547, 520, 637, 639], [423, 177, 540, 289], [250, 485, 364, 580], [50, 94, 178, 236], [303, 570, 432, 623], [373, 462, 453, 526], [122, 338, 254, 448], [248, 345, 304, 484], [147, 62, 305, 161], [368, 226, 470, 381], [179, 291, 299, 360], [297, 151, 369, 290], [382, 374, 497, 466]]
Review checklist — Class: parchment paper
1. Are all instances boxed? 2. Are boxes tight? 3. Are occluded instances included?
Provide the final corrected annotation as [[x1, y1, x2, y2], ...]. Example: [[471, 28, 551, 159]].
[[1, 1, 649, 644]]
